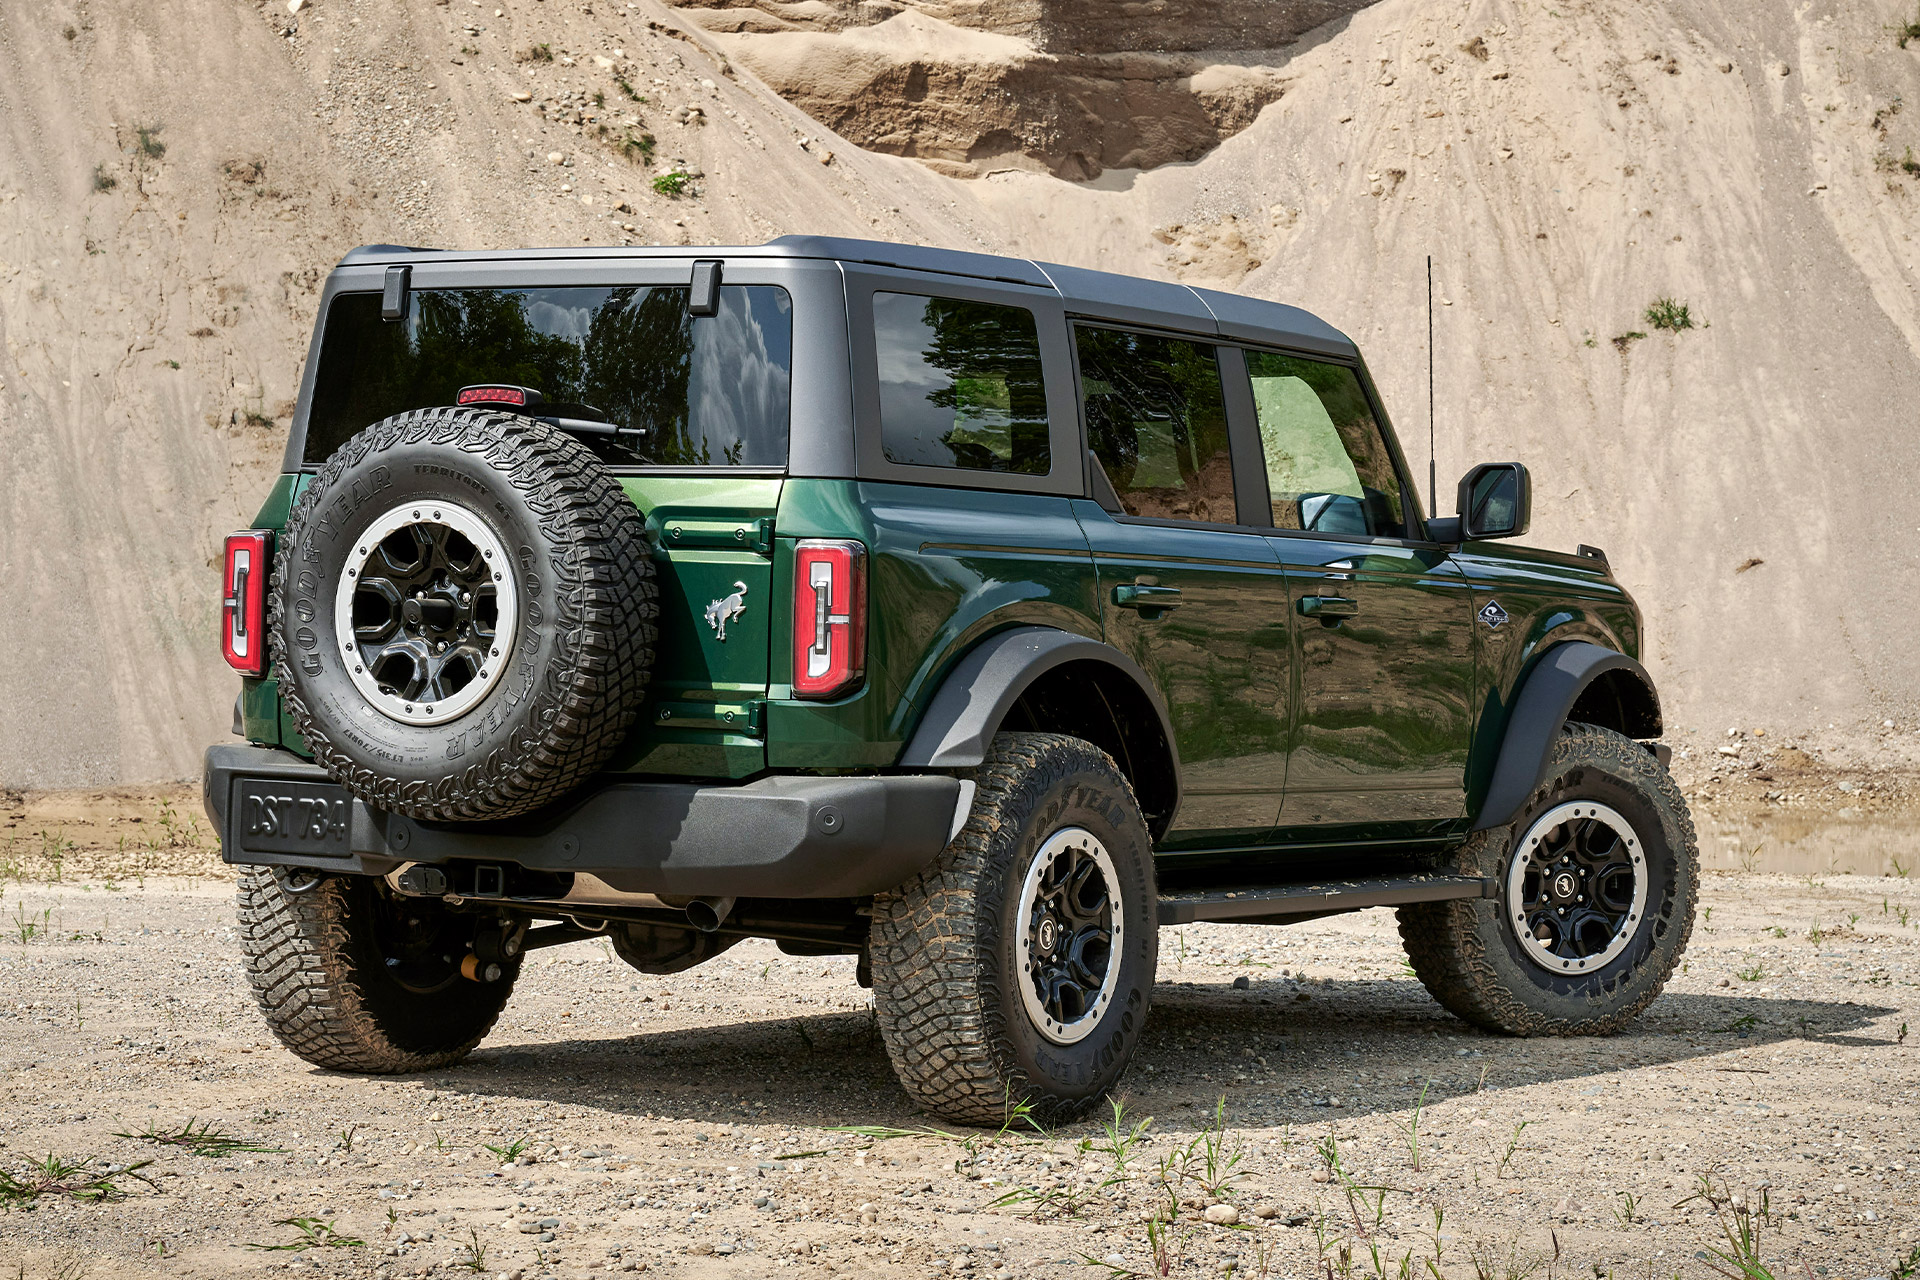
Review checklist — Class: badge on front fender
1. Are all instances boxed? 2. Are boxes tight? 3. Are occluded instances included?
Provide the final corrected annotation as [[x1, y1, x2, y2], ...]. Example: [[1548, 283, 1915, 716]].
[[1478, 599, 1509, 630]]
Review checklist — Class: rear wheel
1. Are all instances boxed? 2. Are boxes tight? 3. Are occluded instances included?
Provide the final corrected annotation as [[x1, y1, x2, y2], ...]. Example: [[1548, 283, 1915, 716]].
[[237, 866, 517, 1072], [869, 733, 1157, 1126], [1398, 722, 1698, 1035]]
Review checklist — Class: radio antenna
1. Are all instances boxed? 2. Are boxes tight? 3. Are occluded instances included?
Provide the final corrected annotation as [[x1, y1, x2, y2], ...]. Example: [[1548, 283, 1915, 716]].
[[1426, 254, 1437, 520]]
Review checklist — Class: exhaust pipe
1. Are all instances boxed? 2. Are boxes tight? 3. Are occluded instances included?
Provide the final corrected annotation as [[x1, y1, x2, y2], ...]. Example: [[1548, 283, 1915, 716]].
[[683, 895, 736, 933]]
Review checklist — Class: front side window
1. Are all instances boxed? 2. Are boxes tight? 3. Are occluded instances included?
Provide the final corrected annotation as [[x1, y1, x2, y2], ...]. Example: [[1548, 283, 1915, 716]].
[[305, 283, 793, 467], [1079, 326, 1235, 525], [1246, 351, 1407, 537], [874, 292, 1051, 474]]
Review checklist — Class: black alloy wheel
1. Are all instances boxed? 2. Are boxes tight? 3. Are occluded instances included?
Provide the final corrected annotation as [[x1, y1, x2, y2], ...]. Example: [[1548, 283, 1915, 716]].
[[1505, 801, 1648, 975], [342, 507, 511, 723], [1016, 830, 1123, 1042]]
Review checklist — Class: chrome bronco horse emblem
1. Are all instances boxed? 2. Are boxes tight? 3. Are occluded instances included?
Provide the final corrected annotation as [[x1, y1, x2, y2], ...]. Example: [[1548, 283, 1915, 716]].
[[705, 581, 748, 642]]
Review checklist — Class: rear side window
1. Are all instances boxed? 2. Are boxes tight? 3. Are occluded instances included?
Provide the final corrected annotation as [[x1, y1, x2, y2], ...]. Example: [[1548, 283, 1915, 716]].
[[1246, 351, 1407, 537], [304, 284, 793, 468], [873, 292, 1050, 474], [1078, 326, 1235, 525]]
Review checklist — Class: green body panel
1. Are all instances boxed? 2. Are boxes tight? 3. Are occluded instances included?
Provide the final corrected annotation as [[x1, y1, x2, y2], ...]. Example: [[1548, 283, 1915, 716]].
[[238, 474, 304, 751], [253, 473, 300, 532], [1267, 535, 1478, 845], [764, 480, 1103, 770], [604, 476, 781, 778], [1069, 499, 1291, 850], [1451, 542, 1637, 816]]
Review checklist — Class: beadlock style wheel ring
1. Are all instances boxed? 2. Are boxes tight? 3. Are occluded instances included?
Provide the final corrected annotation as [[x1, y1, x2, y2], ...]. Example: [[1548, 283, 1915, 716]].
[[1505, 800, 1649, 974], [333, 500, 519, 727], [1015, 827, 1124, 1046]]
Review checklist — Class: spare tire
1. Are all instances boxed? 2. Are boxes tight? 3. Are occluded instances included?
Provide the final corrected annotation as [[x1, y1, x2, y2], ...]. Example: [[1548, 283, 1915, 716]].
[[272, 406, 657, 821]]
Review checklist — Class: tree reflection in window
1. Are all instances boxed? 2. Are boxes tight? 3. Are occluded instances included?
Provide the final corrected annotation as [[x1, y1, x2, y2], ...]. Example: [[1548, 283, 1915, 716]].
[[1079, 327, 1235, 525], [306, 284, 792, 468], [875, 292, 1050, 475]]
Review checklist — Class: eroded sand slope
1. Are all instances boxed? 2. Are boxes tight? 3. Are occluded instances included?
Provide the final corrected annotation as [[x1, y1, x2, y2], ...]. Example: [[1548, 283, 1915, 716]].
[[2, 0, 1919, 784]]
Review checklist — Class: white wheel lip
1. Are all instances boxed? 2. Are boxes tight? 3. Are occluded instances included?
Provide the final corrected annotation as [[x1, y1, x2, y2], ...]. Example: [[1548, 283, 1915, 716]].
[[1505, 800, 1649, 975], [333, 499, 519, 727], [1014, 827, 1125, 1046]]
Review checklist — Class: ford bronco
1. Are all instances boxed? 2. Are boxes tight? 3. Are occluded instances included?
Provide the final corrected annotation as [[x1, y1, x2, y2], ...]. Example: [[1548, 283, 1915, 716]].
[[205, 237, 1697, 1124]]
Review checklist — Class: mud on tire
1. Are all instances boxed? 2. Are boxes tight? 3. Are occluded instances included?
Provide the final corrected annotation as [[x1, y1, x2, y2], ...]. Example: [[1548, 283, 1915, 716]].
[[869, 732, 1158, 1126], [1398, 721, 1699, 1035], [272, 405, 657, 823], [237, 865, 517, 1072]]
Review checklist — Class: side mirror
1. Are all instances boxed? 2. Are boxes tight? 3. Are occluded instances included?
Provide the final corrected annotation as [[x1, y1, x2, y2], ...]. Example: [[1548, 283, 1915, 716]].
[[1427, 462, 1532, 543]]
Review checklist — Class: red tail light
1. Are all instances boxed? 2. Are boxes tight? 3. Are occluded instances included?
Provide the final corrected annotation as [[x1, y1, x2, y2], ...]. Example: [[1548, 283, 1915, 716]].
[[222, 530, 271, 676], [792, 539, 866, 700]]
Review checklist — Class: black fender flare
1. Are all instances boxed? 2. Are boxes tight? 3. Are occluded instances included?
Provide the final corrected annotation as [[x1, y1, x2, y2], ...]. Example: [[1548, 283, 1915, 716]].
[[1472, 641, 1663, 831], [898, 625, 1180, 792]]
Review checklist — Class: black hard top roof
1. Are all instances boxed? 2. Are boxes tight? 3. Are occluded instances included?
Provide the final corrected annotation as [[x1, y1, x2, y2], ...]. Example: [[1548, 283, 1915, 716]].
[[336, 235, 1356, 360]]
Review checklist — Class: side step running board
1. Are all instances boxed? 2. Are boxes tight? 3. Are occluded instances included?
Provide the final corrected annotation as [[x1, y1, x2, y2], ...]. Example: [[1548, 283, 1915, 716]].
[[1157, 874, 1495, 926]]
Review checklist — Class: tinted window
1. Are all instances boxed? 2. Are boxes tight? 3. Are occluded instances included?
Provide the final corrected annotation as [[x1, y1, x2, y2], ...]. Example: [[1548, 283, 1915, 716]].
[[874, 292, 1050, 474], [305, 284, 793, 467], [1079, 327, 1234, 525], [1246, 351, 1407, 537]]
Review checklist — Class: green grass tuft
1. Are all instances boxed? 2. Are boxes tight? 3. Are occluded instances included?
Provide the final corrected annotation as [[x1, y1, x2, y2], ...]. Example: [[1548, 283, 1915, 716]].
[[1645, 296, 1695, 331], [117, 1117, 284, 1158], [0, 1154, 154, 1205], [243, 1218, 366, 1252]]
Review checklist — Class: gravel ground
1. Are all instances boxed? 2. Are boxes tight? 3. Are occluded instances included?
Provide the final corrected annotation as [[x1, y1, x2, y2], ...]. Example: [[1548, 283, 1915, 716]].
[[0, 843, 1915, 1279]]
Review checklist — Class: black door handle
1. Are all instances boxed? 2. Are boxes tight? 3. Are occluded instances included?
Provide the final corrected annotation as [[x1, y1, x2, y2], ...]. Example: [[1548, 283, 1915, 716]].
[[1297, 595, 1358, 619]]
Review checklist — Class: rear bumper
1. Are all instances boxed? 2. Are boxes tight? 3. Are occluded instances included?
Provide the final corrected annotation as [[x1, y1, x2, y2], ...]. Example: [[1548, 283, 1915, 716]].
[[202, 743, 963, 898]]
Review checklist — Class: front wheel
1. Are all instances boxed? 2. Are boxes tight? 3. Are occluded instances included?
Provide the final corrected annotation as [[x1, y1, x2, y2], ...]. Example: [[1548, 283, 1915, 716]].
[[1398, 722, 1698, 1035], [237, 866, 518, 1072], [869, 733, 1158, 1126]]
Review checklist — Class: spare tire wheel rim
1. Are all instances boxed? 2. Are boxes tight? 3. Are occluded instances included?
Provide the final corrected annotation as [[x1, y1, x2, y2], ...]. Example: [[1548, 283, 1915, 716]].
[[1016, 827, 1124, 1045], [1505, 800, 1649, 974], [333, 499, 519, 726]]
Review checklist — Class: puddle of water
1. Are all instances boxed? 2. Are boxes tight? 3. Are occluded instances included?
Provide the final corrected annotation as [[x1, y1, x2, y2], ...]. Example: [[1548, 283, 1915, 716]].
[[1696, 810, 1919, 877]]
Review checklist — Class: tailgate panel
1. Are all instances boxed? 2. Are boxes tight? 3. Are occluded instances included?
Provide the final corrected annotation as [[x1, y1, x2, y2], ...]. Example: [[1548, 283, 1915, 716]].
[[609, 476, 782, 776]]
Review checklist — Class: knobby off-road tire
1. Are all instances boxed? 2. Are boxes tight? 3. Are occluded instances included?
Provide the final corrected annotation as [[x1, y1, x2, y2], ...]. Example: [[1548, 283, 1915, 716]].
[[870, 732, 1158, 1126], [1398, 722, 1698, 1035], [237, 865, 517, 1071], [273, 405, 657, 822]]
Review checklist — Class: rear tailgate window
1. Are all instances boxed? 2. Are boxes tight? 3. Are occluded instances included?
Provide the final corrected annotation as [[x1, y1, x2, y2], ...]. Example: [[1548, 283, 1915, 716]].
[[304, 284, 793, 468]]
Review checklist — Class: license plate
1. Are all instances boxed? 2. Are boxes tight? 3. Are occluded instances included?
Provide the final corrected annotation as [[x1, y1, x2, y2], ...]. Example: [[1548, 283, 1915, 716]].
[[233, 779, 352, 857]]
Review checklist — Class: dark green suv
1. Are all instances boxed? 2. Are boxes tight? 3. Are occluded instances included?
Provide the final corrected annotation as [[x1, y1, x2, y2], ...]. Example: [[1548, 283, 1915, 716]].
[[205, 237, 1697, 1124]]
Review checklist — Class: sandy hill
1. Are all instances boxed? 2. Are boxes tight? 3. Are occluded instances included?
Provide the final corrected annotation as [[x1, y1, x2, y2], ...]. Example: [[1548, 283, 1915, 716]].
[[0, 0, 1916, 786]]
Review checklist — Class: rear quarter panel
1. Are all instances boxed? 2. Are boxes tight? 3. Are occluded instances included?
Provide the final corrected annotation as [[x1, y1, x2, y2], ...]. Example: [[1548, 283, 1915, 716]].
[[238, 473, 307, 751], [764, 479, 1102, 768]]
